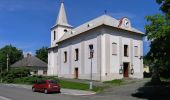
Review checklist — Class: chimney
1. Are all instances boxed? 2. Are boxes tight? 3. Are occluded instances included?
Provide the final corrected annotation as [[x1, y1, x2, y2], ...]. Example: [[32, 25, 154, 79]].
[[27, 53, 31, 57]]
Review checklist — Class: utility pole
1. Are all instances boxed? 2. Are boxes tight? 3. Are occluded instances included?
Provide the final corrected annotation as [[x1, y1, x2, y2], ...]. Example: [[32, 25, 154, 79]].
[[89, 45, 94, 90], [0, 61, 2, 83], [0, 67, 2, 83], [7, 54, 9, 72]]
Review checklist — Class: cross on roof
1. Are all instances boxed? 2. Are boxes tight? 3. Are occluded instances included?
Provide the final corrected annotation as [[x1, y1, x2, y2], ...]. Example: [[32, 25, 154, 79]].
[[60, 0, 64, 3]]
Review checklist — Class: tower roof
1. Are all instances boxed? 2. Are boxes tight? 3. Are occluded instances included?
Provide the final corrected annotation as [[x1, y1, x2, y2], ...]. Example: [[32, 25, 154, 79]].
[[56, 2, 72, 27]]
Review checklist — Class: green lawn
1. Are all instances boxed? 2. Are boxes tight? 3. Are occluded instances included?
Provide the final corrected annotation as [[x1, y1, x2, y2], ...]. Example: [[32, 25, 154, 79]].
[[104, 79, 123, 85], [60, 80, 104, 92], [60, 80, 89, 90]]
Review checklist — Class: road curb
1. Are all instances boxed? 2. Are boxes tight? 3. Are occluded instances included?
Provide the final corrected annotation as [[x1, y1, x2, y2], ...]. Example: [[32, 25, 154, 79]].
[[61, 92, 96, 96], [1, 84, 96, 96]]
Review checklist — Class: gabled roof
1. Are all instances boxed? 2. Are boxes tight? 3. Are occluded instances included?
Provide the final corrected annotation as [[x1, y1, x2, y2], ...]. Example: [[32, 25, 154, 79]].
[[57, 15, 144, 43], [10, 56, 47, 68]]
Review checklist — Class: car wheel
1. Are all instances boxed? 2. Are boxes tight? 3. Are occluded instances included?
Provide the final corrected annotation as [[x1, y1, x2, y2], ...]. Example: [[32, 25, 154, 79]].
[[32, 88, 35, 92], [44, 89, 48, 94]]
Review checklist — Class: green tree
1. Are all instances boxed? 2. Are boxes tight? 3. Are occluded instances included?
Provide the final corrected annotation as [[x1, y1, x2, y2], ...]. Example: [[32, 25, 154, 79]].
[[0, 45, 23, 71], [35, 47, 48, 63], [145, 0, 170, 82], [156, 0, 170, 16]]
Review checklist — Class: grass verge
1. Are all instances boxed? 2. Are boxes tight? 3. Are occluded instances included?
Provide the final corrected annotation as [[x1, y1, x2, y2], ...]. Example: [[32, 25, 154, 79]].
[[104, 79, 123, 85], [60, 80, 104, 92]]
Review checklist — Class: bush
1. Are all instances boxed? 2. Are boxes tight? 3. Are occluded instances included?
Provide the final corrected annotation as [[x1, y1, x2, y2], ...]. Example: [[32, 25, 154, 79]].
[[2, 67, 31, 83], [11, 76, 59, 85], [160, 70, 170, 79]]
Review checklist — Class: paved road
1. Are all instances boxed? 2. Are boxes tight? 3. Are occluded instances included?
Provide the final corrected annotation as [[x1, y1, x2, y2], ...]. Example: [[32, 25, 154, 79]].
[[0, 79, 153, 100]]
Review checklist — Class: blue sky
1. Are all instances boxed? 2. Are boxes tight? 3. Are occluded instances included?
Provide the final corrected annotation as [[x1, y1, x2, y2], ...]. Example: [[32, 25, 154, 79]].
[[0, 0, 161, 55]]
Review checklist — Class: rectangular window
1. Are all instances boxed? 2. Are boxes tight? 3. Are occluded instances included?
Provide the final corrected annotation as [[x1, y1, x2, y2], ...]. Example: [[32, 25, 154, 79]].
[[54, 31, 56, 40], [64, 51, 67, 63], [34, 71, 38, 75], [89, 44, 94, 58], [43, 71, 47, 75], [75, 48, 79, 61], [112, 43, 117, 55], [124, 45, 129, 57], [134, 46, 138, 57]]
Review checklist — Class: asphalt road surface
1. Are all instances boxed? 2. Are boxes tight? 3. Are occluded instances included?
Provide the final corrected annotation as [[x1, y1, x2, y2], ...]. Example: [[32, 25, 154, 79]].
[[0, 79, 163, 100]]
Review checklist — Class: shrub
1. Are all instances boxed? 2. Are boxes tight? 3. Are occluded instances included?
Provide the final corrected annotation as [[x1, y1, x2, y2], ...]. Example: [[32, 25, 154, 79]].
[[2, 67, 31, 83], [11, 76, 59, 84]]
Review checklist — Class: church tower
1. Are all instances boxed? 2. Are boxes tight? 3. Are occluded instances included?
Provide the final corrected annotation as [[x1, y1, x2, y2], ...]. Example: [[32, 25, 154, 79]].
[[51, 2, 72, 47]]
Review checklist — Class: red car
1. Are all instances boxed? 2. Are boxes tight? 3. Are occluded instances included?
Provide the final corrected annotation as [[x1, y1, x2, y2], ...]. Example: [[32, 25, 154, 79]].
[[32, 80, 60, 94]]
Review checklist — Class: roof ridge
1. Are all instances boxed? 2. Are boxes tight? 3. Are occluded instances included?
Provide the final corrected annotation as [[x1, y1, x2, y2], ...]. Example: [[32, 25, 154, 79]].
[[57, 14, 144, 43]]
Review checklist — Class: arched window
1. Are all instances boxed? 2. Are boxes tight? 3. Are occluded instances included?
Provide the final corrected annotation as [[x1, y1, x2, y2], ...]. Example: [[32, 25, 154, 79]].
[[75, 48, 79, 61], [134, 46, 138, 57], [64, 51, 67, 63], [124, 45, 129, 57], [112, 42, 117, 55], [64, 29, 68, 32]]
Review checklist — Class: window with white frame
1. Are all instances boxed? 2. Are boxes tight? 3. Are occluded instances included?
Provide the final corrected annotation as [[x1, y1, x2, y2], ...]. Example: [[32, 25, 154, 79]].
[[134, 46, 138, 57], [112, 42, 117, 55]]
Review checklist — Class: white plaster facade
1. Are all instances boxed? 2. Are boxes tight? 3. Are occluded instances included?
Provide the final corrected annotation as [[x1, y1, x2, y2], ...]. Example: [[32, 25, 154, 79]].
[[48, 2, 144, 81]]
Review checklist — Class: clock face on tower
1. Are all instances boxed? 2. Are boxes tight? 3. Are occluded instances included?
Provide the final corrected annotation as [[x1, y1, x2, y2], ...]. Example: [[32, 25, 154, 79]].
[[123, 18, 130, 28]]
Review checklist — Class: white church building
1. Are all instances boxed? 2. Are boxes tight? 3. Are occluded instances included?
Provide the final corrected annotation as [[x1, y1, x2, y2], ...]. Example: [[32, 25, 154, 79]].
[[48, 2, 144, 81]]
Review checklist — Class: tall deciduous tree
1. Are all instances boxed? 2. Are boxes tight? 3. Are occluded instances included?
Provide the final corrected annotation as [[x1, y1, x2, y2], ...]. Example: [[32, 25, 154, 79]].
[[0, 45, 23, 71], [156, 0, 170, 15], [145, 0, 170, 81], [35, 47, 48, 63]]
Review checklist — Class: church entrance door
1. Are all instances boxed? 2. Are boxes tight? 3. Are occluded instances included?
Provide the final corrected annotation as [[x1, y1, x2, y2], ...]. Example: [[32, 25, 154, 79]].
[[123, 63, 129, 77], [75, 68, 79, 79]]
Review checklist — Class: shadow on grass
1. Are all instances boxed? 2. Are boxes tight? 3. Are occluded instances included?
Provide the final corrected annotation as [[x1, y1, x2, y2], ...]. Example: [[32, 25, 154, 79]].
[[132, 80, 170, 100]]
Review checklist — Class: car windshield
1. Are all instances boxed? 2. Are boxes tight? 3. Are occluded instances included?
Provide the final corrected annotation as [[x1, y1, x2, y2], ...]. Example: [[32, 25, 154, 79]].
[[48, 80, 58, 84], [35, 80, 46, 84]]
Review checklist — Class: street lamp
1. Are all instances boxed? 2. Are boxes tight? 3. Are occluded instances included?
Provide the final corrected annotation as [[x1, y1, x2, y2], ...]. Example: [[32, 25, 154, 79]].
[[89, 45, 94, 90]]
